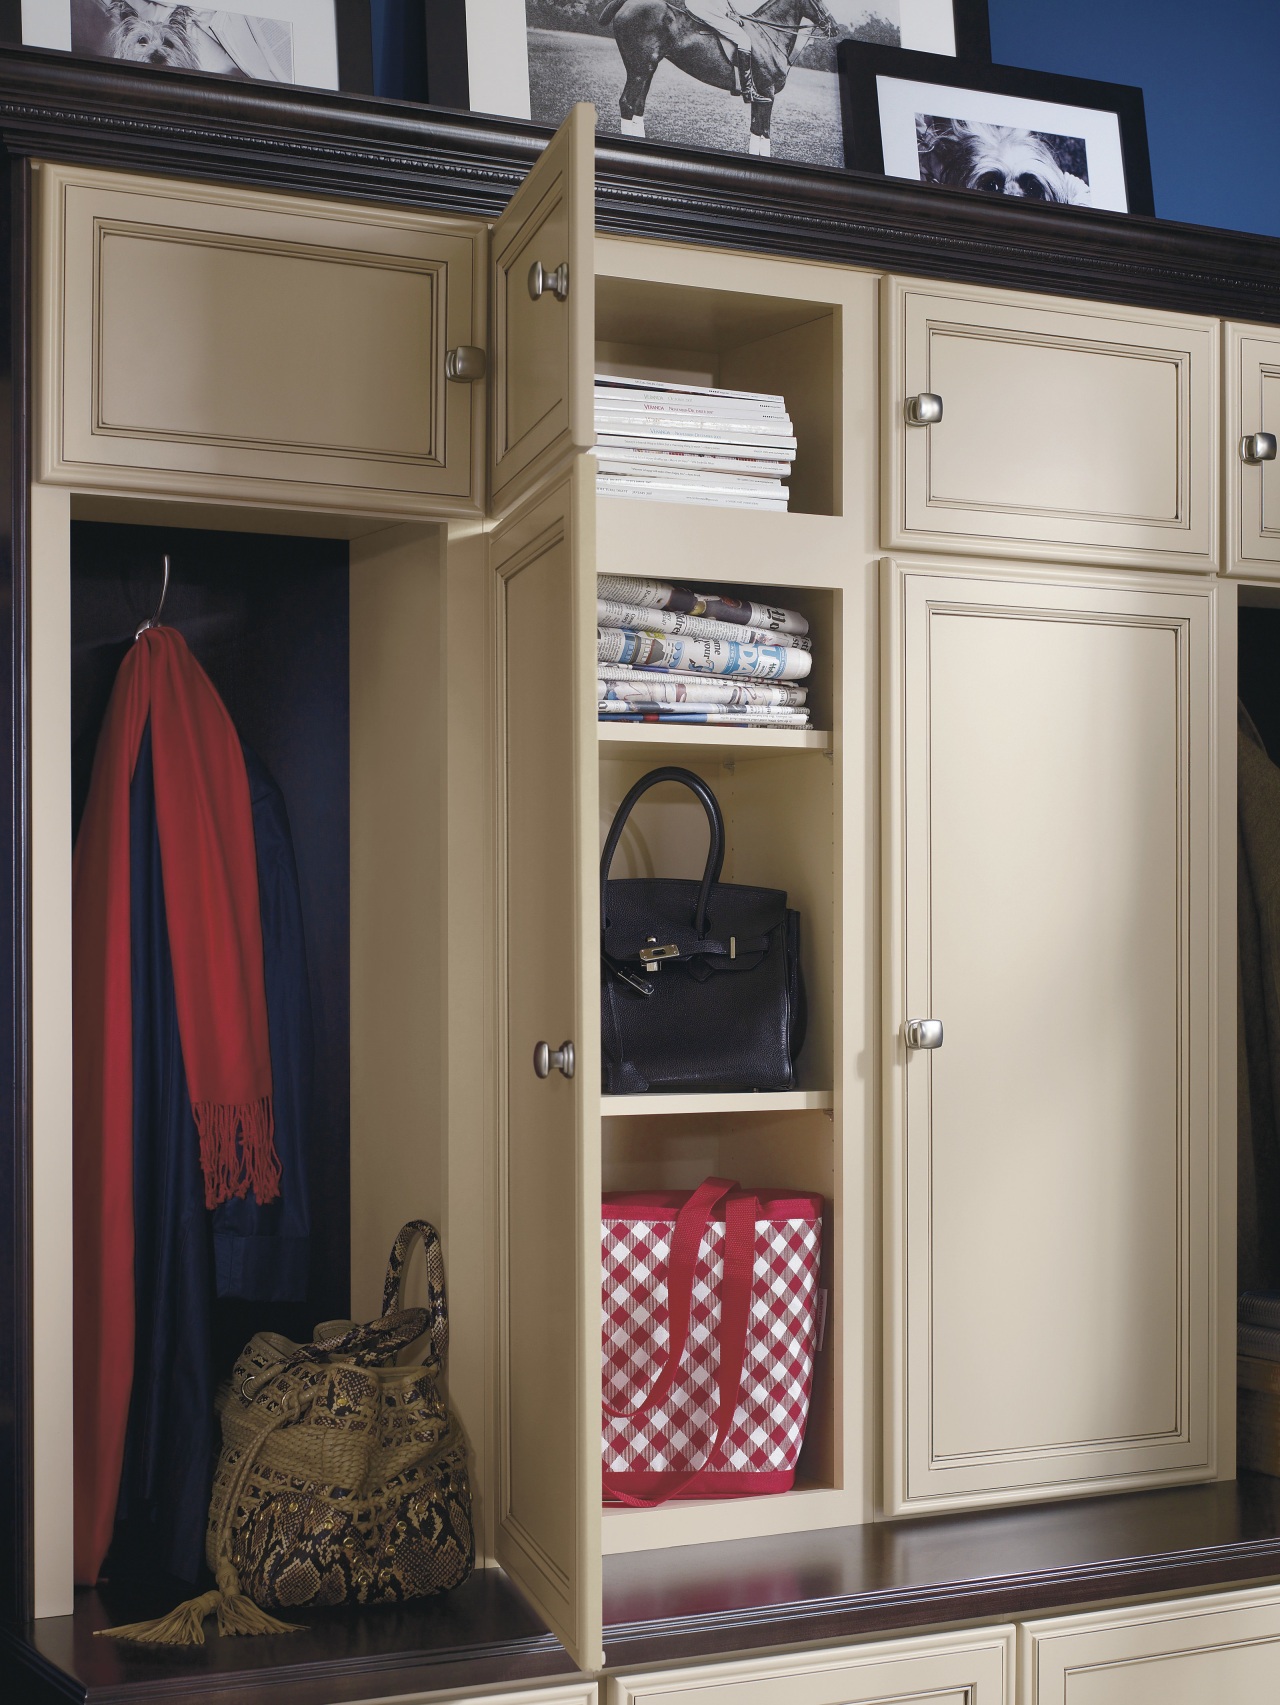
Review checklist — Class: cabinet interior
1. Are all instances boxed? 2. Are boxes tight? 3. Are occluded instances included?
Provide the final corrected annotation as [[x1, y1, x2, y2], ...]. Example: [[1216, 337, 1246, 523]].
[[594, 274, 841, 518]]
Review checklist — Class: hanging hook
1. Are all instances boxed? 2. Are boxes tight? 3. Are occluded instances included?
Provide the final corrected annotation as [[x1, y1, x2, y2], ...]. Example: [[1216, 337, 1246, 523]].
[[135, 554, 171, 640]]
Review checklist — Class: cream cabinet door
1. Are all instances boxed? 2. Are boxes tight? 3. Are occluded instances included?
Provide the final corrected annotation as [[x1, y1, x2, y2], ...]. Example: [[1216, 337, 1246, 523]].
[[883, 559, 1228, 1516], [36, 161, 484, 514], [1225, 321, 1280, 576], [883, 277, 1217, 569], [491, 459, 602, 1671], [490, 102, 595, 513], [610, 1626, 1013, 1704], [1022, 1585, 1280, 1704]]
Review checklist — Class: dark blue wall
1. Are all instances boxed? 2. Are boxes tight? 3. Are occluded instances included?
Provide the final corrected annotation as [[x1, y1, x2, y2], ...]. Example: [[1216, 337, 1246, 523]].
[[988, 0, 1280, 237]]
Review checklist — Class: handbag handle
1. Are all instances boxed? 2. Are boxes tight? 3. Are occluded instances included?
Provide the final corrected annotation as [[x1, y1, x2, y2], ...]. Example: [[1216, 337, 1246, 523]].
[[382, 1220, 449, 1364], [600, 766, 725, 938], [604, 1176, 737, 1422], [603, 1184, 759, 1508]]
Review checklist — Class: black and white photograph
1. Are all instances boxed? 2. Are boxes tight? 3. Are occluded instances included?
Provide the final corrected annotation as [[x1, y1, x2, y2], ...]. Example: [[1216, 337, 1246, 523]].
[[14, 0, 372, 90], [916, 115, 1091, 205], [840, 45, 1154, 214], [67, 0, 294, 79], [463, 0, 986, 165]]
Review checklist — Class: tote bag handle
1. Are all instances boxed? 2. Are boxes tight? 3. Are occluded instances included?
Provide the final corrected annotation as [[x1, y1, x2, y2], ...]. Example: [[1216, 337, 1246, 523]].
[[603, 1179, 759, 1508]]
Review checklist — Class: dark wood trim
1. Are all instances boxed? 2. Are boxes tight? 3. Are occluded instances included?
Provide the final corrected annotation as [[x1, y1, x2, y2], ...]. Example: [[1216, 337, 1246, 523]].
[[601, 1477, 1280, 1667], [2, 1574, 577, 1704], [0, 46, 1272, 326]]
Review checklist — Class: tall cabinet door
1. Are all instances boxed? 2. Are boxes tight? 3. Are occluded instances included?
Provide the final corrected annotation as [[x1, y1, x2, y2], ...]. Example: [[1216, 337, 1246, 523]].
[[490, 460, 602, 1670], [883, 559, 1228, 1515], [490, 102, 595, 513]]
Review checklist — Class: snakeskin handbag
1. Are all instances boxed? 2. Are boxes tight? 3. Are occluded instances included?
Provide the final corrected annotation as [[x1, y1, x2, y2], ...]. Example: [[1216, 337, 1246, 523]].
[[101, 1221, 473, 1646]]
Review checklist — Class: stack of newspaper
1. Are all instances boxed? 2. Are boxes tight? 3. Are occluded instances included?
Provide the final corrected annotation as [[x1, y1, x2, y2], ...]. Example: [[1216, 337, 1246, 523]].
[[598, 573, 812, 728], [594, 376, 795, 510]]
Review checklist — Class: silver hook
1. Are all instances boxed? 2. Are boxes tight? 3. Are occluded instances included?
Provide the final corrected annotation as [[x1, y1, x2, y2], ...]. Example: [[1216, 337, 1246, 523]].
[[135, 554, 171, 640]]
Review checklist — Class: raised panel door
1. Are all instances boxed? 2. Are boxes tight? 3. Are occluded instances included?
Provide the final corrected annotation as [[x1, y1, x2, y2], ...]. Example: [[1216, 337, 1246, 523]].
[[1225, 321, 1280, 576], [883, 559, 1227, 1515], [1022, 1586, 1280, 1704], [490, 103, 595, 513], [491, 459, 602, 1670], [37, 162, 485, 514], [609, 1626, 1013, 1704], [883, 277, 1217, 569]]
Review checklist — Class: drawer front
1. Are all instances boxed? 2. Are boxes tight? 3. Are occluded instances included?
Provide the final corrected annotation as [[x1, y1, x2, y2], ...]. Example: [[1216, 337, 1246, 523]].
[[610, 1627, 1013, 1705], [1226, 321, 1280, 576], [1022, 1585, 1280, 1704], [38, 163, 484, 516], [884, 277, 1217, 569]]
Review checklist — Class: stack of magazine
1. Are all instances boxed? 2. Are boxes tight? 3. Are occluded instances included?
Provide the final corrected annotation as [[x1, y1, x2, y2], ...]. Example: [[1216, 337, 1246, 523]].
[[598, 573, 812, 728], [594, 375, 795, 510]]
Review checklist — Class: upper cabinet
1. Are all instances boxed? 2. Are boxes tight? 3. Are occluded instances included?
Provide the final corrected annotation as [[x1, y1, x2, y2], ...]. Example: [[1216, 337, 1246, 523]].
[[490, 102, 595, 513], [883, 277, 1218, 571], [1224, 321, 1280, 578], [35, 162, 486, 516]]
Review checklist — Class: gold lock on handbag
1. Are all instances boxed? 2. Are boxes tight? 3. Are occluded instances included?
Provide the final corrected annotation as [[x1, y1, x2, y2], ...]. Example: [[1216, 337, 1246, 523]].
[[100, 1221, 473, 1646]]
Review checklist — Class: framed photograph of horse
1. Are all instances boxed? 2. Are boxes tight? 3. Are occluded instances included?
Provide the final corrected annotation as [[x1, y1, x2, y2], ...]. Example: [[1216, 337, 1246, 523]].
[[4, 0, 374, 93], [839, 46, 1154, 214], [463, 0, 990, 166]]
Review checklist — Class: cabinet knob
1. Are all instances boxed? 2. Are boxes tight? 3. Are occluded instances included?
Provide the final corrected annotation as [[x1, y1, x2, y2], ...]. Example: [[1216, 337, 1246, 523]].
[[904, 1018, 944, 1050], [446, 345, 487, 383], [533, 1039, 575, 1080], [528, 260, 570, 303], [1242, 431, 1278, 464], [904, 392, 944, 426]]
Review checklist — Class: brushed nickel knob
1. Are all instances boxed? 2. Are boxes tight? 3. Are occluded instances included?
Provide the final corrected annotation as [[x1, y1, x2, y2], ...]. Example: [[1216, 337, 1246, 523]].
[[905, 392, 944, 426], [445, 345, 487, 382], [533, 1040, 575, 1080], [528, 260, 570, 302], [904, 1018, 944, 1050], [1242, 431, 1278, 464]]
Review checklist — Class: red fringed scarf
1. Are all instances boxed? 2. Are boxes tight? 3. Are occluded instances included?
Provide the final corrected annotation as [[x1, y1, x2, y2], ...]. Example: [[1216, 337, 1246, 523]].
[[73, 626, 281, 1585]]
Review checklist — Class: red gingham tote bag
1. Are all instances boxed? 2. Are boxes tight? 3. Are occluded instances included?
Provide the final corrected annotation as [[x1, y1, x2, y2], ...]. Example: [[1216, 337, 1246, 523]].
[[602, 1177, 823, 1504]]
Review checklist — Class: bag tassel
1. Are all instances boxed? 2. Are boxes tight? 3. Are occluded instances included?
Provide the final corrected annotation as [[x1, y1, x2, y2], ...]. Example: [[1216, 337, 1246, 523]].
[[96, 1564, 303, 1647], [98, 1394, 304, 1645]]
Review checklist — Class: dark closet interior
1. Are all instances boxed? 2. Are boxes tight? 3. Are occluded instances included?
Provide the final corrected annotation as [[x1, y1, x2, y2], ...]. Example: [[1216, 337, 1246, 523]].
[[70, 520, 351, 1588]]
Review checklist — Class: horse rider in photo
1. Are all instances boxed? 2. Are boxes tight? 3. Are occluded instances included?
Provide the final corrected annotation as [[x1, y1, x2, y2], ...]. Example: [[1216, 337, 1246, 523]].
[[681, 0, 761, 100]]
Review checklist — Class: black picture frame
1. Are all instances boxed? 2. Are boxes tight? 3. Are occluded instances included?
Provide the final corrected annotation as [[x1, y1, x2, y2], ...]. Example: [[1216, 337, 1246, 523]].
[[951, 0, 992, 61], [0, 0, 374, 95], [839, 44, 1154, 217]]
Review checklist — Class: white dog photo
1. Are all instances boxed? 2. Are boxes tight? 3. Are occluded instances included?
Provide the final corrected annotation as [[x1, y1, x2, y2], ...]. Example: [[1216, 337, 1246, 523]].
[[916, 114, 1092, 205], [67, 0, 293, 81]]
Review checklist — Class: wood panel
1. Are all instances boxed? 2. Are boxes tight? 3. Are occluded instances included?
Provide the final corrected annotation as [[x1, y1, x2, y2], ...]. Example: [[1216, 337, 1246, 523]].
[[609, 1626, 1012, 1705], [884, 277, 1217, 569], [1224, 321, 1280, 576], [491, 462, 602, 1670], [36, 162, 485, 515], [490, 104, 594, 513], [1022, 1585, 1280, 1704], [883, 558, 1227, 1515]]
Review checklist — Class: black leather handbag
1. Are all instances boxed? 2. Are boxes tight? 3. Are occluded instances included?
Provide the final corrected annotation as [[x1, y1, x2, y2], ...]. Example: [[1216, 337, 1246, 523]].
[[600, 767, 805, 1094]]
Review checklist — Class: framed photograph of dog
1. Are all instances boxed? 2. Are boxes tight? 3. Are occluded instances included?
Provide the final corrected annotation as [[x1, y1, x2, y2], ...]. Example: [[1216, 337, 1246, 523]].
[[5, 0, 374, 94], [459, 0, 991, 166], [839, 45, 1153, 214]]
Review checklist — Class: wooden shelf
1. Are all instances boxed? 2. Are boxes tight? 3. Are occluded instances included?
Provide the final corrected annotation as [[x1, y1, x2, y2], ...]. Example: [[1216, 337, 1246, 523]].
[[603, 1089, 833, 1117], [603, 1483, 849, 1556], [599, 723, 831, 763]]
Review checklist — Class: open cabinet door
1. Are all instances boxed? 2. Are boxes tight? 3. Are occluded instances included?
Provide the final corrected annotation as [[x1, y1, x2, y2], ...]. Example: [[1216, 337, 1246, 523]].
[[490, 103, 595, 513], [491, 459, 602, 1668]]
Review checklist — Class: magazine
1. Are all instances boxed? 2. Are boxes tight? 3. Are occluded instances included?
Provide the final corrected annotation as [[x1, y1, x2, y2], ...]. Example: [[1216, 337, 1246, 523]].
[[597, 576, 809, 637], [598, 599, 811, 650], [598, 628, 812, 681]]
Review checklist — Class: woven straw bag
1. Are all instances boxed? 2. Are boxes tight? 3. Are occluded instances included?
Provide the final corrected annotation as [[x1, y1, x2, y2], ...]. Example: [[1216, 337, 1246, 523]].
[[102, 1221, 473, 1646]]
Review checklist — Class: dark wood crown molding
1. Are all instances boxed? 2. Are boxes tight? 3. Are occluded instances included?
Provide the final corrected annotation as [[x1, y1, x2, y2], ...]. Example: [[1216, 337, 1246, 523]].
[[0, 45, 1277, 325]]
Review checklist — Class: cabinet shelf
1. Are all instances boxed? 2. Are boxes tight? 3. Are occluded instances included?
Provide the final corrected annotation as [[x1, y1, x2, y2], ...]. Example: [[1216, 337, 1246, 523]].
[[603, 1089, 833, 1117], [598, 723, 831, 763]]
